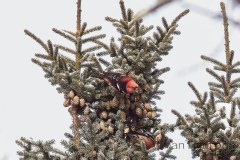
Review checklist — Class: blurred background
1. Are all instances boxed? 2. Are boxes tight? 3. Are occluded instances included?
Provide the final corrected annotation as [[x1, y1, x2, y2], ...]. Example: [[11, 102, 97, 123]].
[[0, 0, 240, 159]]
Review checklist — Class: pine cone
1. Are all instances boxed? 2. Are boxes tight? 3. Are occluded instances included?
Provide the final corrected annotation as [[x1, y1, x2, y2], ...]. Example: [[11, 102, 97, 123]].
[[100, 111, 108, 119], [79, 98, 85, 107], [151, 111, 157, 118], [147, 112, 152, 119], [144, 103, 152, 111], [135, 107, 143, 117], [95, 122, 101, 131], [108, 125, 114, 133], [143, 109, 148, 117], [67, 90, 75, 99], [210, 144, 215, 151], [68, 105, 79, 114], [72, 96, 80, 105], [99, 121, 106, 130], [124, 126, 130, 134], [91, 151, 97, 158], [110, 96, 119, 108], [154, 132, 162, 142], [212, 156, 219, 160], [63, 99, 71, 107], [230, 156, 237, 160], [83, 106, 90, 115], [105, 101, 111, 110], [118, 110, 126, 121], [216, 143, 221, 150]]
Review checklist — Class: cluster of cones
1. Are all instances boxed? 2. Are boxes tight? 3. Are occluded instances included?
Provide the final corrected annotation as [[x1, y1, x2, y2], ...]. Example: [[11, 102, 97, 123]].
[[63, 88, 169, 150], [63, 90, 90, 116], [199, 143, 238, 160]]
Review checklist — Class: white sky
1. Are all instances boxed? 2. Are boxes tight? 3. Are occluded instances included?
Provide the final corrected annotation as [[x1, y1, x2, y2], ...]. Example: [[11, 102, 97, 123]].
[[0, 0, 240, 159]]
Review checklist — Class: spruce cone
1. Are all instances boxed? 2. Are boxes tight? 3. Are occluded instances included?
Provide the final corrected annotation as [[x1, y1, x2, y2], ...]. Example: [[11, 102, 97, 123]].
[[108, 125, 114, 133], [105, 101, 111, 110], [151, 111, 157, 118], [67, 90, 75, 99], [110, 96, 119, 108], [72, 96, 80, 105], [99, 121, 106, 130], [83, 106, 90, 115], [216, 143, 221, 149], [210, 144, 215, 151], [144, 103, 152, 111], [68, 105, 78, 114], [143, 109, 148, 117], [135, 107, 143, 117], [63, 99, 71, 107], [79, 98, 85, 107], [147, 112, 152, 119], [92, 151, 97, 158], [154, 132, 162, 142], [124, 126, 129, 134], [230, 156, 237, 160], [100, 111, 108, 119], [118, 110, 126, 121]]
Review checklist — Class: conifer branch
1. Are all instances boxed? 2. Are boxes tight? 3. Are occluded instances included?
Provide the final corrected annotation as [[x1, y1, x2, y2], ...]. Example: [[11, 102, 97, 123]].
[[173, 3, 240, 159], [52, 28, 77, 43], [220, 2, 231, 66], [159, 147, 176, 160], [24, 30, 49, 53], [55, 44, 76, 55], [75, 0, 82, 71], [201, 55, 225, 68], [77, 0, 82, 34], [69, 106, 81, 153], [188, 82, 203, 104], [171, 9, 190, 27]]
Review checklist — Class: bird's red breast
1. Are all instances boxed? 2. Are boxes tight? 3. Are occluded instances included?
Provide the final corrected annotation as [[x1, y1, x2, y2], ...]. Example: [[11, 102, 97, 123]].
[[126, 80, 139, 93], [118, 76, 139, 93], [103, 74, 140, 94]]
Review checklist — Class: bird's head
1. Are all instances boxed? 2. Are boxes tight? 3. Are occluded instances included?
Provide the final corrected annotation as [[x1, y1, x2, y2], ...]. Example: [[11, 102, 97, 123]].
[[126, 79, 140, 94]]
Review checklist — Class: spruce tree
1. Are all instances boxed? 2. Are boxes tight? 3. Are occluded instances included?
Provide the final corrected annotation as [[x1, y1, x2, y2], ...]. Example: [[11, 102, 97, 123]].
[[172, 2, 240, 160], [16, 0, 188, 159]]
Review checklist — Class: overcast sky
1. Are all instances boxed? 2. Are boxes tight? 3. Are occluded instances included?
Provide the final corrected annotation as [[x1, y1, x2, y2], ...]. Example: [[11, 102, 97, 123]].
[[0, 0, 240, 159]]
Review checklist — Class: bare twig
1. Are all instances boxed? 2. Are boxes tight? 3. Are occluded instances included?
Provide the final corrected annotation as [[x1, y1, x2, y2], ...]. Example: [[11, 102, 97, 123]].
[[76, 0, 82, 70], [77, 0, 82, 34], [220, 2, 231, 65]]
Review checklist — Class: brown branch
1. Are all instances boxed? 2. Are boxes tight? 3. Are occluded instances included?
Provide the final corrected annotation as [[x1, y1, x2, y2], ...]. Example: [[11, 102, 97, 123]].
[[69, 106, 81, 152], [68, 0, 82, 153], [77, 0, 82, 34], [220, 2, 231, 66], [76, 0, 82, 71]]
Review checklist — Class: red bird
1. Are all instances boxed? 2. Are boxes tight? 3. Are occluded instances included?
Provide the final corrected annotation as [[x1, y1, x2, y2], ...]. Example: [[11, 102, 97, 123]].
[[118, 76, 139, 94], [103, 74, 140, 94]]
